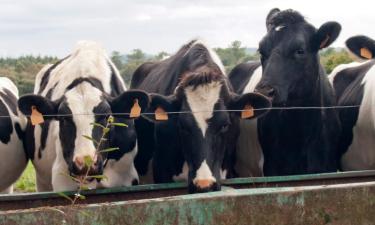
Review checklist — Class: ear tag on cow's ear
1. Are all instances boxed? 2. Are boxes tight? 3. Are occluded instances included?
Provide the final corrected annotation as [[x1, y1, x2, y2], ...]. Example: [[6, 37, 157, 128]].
[[241, 104, 254, 119], [129, 99, 141, 118], [320, 35, 330, 49], [155, 107, 168, 121], [30, 106, 44, 125], [360, 47, 373, 59]]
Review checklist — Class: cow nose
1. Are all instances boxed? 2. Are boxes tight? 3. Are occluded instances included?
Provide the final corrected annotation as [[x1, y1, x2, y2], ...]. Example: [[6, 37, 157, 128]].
[[191, 179, 218, 193], [255, 85, 276, 99], [72, 155, 102, 176], [195, 179, 214, 189]]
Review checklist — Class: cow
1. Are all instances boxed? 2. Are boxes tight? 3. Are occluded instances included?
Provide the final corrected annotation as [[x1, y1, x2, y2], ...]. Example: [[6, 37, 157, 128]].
[[229, 8, 342, 176], [329, 35, 375, 170], [131, 40, 271, 193], [0, 77, 28, 193], [18, 41, 149, 192]]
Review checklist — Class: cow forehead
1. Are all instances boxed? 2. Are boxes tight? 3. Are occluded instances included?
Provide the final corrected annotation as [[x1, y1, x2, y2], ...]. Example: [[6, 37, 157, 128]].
[[184, 81, 222, 137], [65, 83, 103, 116]]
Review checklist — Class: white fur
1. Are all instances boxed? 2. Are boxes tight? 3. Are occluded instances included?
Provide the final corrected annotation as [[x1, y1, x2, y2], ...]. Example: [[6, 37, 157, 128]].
[[235, 66, 264, 177], [99, 144, 139, 188], [184, 82, 222, 137], [172, 162, 189, 182], [33, 41, 128, 191], [275, 25, 286, 31], [340, 61, 375, 170], [65, 83, 102, 161], [193, 160, 216, 183], [0, 78, 27, 193], [191, 40, 226, 75], [219, 169, 227, 180]]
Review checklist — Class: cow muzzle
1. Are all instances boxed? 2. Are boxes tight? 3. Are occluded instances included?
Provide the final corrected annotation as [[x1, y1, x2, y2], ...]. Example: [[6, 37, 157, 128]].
[[71, 154, 103, 178]]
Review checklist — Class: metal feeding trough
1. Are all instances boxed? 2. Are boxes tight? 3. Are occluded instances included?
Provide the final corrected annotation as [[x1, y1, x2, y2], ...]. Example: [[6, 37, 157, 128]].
[[1, 170, 375, 225]]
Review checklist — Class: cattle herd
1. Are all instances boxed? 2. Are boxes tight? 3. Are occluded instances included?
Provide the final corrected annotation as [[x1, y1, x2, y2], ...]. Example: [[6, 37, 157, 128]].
[[1, 8, 375, 194]]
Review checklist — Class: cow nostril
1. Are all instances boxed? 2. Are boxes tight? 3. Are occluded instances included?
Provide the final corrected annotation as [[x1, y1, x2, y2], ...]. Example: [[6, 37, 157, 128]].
[[267, 87, 276, 97]]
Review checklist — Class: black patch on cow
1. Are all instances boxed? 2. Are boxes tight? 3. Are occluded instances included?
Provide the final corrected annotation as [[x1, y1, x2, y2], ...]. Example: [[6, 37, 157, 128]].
[[66, 77, 104, 92], [0, 89, 18, 115], [333, 60, 375, 100], [58, 105, 76, 166], [38, 55, 70, 94], [267, 9, 305, 28], [336, 61, 375, 159], [108, 62, 125, 96], [38, 88, 54, 159], [228, 61, 261, 94], [0, 100, 13, 144]]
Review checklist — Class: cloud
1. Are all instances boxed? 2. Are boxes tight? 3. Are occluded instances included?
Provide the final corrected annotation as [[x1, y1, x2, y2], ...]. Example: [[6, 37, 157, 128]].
[[0, 0, 374, 57]]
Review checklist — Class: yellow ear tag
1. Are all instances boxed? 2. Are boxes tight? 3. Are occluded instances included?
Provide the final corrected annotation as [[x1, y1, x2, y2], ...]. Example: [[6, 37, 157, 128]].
[[360, 48, 373, 59], [320, 35, 330, 49], [129, 99, 141, 118], [241, 104, 254, 119], [155, 107, 168, 121], [30, 106, 44, 125]]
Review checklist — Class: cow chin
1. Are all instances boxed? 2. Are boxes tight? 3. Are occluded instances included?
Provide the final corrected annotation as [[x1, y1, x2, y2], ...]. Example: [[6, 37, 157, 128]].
[[188, 180, 220, 193]]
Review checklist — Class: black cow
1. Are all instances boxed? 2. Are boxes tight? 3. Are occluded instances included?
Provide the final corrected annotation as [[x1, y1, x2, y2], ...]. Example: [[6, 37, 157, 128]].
[[229, 9, 341, 176], [329, 35, 375, 170], [131, 40, 271, 193], [18, 41, 149, 191], [0, 77, 27, 193]]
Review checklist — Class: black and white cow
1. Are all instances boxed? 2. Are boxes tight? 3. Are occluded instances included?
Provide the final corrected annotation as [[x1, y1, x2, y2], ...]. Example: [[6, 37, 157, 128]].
[[18, 41, 149, 192], [131, 40, 271, 193], [0, 77, 27, 193], [329, 35, 375, 170], [229, 8, 341, 176]]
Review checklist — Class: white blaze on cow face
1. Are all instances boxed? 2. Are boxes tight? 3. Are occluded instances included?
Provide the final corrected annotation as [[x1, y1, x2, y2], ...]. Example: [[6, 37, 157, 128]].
[[65, 83, 103, 162], [193, 160, 216, 184], [184, 81, 222, 137]]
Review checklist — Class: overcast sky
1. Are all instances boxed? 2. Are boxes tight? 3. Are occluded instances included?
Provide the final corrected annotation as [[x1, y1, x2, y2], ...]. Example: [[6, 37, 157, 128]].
[[0, 0, 374, 57]]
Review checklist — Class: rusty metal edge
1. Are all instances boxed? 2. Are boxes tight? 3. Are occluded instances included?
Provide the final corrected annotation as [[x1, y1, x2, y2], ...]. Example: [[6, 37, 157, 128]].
[[1, 170, 375, 202]]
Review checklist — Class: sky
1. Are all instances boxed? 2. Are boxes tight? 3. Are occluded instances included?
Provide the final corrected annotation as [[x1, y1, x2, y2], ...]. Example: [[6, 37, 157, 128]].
[[0, 0, 374, 57]]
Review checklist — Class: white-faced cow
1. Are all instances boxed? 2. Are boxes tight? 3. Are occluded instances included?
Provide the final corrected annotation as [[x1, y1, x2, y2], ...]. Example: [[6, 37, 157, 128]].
[[18, 41, 149, 192], [0, 77, 27, 193], [329, 35, 375, 170], [229, 8, 342, 176], [131, 40, 271, 193]]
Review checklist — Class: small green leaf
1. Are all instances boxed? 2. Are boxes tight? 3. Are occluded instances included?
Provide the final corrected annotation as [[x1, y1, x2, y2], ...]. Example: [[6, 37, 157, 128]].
[[102, 127, 110, 134], [99, 147, 119, 153], [80, 185, 89, 191], [57, 192, 73, 203], [75, 193, 86, 200], [111, 122, 128, 127], [90, 122, 105, 129], [107, 116, 114, 123], [83, 156, 94, 168], [82, 135, 99, 145], [86, 175, 108, 180]]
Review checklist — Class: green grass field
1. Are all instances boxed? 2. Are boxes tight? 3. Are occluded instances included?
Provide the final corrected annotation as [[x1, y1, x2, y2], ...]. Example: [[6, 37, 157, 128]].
[[14, 162, 36, 193]]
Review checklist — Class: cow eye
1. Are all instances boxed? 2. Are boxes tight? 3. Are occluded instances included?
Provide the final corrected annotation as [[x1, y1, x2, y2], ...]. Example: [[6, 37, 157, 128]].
[[220, 124, 229, 133], [295, 48, 305, 55]]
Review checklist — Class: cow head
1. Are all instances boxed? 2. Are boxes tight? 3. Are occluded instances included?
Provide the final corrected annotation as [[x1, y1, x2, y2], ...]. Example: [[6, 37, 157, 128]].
[[346, 35, 375, 60], [18, 82, 149, 181], [256, 8, 341, 105], [145, 66, 271, 193]]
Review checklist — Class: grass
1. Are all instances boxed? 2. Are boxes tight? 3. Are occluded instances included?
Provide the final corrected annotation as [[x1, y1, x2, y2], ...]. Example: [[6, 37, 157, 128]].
[[14, 162, 36, 193]]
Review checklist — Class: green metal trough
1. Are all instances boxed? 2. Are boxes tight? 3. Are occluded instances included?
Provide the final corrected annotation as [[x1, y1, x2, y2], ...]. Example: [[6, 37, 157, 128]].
[[1, 170, 375, 225]]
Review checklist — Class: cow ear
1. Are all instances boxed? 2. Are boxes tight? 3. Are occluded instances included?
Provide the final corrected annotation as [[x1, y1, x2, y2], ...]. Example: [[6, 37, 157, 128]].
[[229, 92, 271, 120], [346, 35, 375, 60], [266, 8, 280, 31], [18, 94, 58, 122], [312, 22, 341, 50], [142, 94, 180, 122], [110, 90, 149, 119]]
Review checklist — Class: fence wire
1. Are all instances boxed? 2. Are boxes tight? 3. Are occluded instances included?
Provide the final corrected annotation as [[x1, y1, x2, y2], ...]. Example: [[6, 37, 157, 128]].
[[1, 104, 362, 118]]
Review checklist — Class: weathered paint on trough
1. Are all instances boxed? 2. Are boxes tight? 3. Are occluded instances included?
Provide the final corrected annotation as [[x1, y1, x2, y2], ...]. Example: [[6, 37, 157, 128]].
[[2, 181, 375, 225], [1, 170, 375, 211]]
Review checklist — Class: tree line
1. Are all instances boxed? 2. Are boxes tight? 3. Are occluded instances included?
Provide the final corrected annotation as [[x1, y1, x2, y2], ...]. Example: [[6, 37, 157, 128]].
[[0, 41, 353, 95]]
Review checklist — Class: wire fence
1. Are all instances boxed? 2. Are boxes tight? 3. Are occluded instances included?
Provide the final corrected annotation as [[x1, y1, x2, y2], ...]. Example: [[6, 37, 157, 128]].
[[4, 104, 362, 118]]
